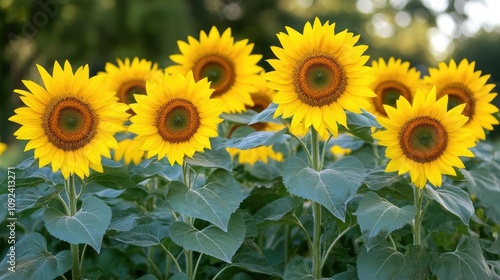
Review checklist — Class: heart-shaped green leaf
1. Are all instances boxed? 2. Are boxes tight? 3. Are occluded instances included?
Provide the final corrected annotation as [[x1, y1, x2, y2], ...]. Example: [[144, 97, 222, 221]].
[[166, 169, 244, 231], [169, 211, 246, 263], [424, 183, 474, 225], [44, 196, 112, 252], [283, 156, 365, 221]]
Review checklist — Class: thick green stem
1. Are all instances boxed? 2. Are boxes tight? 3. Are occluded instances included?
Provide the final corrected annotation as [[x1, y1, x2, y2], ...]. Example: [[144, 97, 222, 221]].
[[413, 186, 424, 246], [310, 128, 323, 279], [67, 175, 81, 280], [182, 163, 195, 280]]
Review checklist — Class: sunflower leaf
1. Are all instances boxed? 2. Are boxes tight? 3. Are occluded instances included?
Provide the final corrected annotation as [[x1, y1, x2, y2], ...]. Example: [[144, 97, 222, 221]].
[[0, 233, 72, 280], [283, 256, 314, 280], [430, 235, 492, 280], [43, 196, 112, 253], [424, 183, 474, 226], [86, 158, 137, 189], [111, 221, 170, 247], [357, 241, 414, 280], [248, 103, 279, 125], [166, 169, 244, 231], [169, 211, 246, 263], [340, 110, 380, 142], [282, 156, 365, 221], [226, 128, 289, 150], [355, 192, 416, 250]]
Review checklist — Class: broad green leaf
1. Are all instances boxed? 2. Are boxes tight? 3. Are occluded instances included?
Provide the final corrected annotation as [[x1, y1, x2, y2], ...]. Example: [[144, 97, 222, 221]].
[[355, 192, 415, 250], [230, 251, 283, 277], [283, 256, 314, 280], [363, 167, 407, 191], [221, 110, 257, 124], [136, 275, 159, 280], [248, 103, 279, 125], [185, 146, 232, 171], [253, 196, 303, 228], [357, 242, 413, 280], [462, 165, 500, 224], [339, 110, 381, 143], [109, 209, 141, 231], [44, 196, 112, 252], [332, 265, 359, 280], [430, 236, 492, 280], [169, 273, 188, 280], [169, 211, 246, 263], [112, 221, 169, 247], [0, 233, 71, 280], [85, 159, 137, 189], [282, 156, 364, 221], [14, 185, 59, 212], [226, 128, 289, 150], [166, 169, 244, 231], [130, 159, 182, 183], [424, 183, 474, 225]]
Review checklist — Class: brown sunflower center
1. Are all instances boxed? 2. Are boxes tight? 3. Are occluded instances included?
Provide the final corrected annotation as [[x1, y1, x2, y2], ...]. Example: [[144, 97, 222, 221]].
[[374, 80, 412, 116], [156, 99, 200, 143], [399, 116, 448, 163], [42, 96, 98, 151], [294, 54, 347, 107], [439, 82, 475, 119], [118, 80, 146, 104], [193, 55, 235, 98]]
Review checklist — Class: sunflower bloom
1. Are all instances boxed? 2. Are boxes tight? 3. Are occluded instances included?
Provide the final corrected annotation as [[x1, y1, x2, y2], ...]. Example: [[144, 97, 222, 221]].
[[266, 17, 375, 137], [423, 59, 499, 140], [114, 138, 146, 165], [99, 57, 163, 114], [227, 75, 284, 165], [372, 86, 476, 188], [367, 57, 422, 117], [129, 71, 223, 166], [9, 61, 130, 179], [166, 26, 262, 113]]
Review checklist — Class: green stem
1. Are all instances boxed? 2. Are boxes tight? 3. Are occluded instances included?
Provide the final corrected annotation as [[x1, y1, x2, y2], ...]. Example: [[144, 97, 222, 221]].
[[67, 175, 81, 280], [413, 186, 424, 246], [310, 128, 323, 279], [284, 224, 290, 264], [182, 162, 195, 280], [160, 244, 182, 273], [320, 222, 358, 271]]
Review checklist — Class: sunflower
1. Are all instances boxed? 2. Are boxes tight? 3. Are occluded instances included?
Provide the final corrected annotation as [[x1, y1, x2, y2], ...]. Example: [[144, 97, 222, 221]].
[[114, 138, 146, 165], [0, 142, 6, 156], [423, 59, 499, 140], [372, 86, 476, 188], [9, 61, 130, 179], [330, 145, 351, 159], [226, 75, 285, 165], [367, 57, 422, 117], [266, 17, 375, 137], [99, 57, 163, 114], [166, 26, 262, 113], [128, 71, 223, 166]]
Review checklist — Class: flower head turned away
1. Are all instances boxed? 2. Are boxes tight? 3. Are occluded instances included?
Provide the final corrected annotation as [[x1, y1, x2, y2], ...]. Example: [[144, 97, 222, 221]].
[[166, 26, 262, 113], [128, 71, 223, 166], [372, 86, 476, 188], [98, 57, 163, 115], [0, 142, 6, 156], [227, 75, 284, 165], [423, 58, 499, 141], [266, 17, 375, 137], [367, 57, 422, 117], [114, 138, 147, 165], [9, 60, 130, 179]]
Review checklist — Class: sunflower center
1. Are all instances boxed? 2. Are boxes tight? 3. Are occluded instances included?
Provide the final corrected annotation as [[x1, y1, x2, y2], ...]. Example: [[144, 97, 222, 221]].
[[399, 116, 448, 163], [42, 96, 98, 151], [193, 55, 235, 98], [118, 80, 146, 104], [439, 82, 475, 119], [294, 55, 347, 107], [156, 99, 200, 143], [374, 80, 412, 115]]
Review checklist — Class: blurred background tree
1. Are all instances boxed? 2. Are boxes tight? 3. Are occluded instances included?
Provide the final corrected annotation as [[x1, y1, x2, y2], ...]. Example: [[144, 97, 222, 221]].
[[1, 0, 499, 166]]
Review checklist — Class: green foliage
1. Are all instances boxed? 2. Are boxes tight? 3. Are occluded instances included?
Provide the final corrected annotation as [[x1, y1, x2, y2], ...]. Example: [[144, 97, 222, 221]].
[[283, 156, 365, 221], [44, 196, 112, 253], [0, 233, 72, 280], [355, 192, 416, 250], [170, 211, 246, 263]]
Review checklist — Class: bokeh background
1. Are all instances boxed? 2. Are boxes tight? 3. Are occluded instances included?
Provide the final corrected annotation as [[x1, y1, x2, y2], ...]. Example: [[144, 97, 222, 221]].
[[1, 0, 499, 167]]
